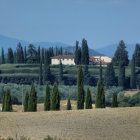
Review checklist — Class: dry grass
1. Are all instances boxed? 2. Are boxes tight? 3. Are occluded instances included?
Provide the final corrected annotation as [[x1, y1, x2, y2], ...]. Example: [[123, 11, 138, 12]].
[[0, 106, 140, 140], [0, 100, 95, 112], [124, 89, 140, 97]]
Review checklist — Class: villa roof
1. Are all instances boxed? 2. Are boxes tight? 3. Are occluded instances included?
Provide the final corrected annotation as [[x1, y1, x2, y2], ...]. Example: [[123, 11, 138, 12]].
[[51, 55, 75, 59]]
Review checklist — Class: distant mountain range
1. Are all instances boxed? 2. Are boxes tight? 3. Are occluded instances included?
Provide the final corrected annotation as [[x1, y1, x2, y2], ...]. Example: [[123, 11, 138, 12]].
[[0, 34, 102, 56], [95, 43, 136, 59], [0, 34, 136, 58]]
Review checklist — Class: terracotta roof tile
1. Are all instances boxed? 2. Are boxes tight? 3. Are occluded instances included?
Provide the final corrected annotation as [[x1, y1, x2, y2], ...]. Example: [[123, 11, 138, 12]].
[[51, 55, 75, 59]]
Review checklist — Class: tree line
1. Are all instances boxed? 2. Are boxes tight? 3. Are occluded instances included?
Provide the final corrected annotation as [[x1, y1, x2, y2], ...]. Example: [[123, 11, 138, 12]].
[[2, 66, 118, 112], [1, 43, 64, 64], [103, 40, 140, 89]]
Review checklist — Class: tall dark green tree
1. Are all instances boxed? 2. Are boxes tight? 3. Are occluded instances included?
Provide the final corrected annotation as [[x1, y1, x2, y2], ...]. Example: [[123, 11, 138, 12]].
[[28, 83, 37, 112], [81, 38, 89, 65], [84, 65, 93, 85], [44, 83, 50, 111], [1, 48, 5, 64], [7, 48, 14, 63], [112, 40, 129, 66], [2, 90, 6, 111], [99, 58, 103, 83], [77, 66, 85, 109], [38, 46, 41, 63], [2, 89, 12, 112], [74, 40, 80, 65], [45, 50, 50, 65], [17, 42, 24, 63], [56, 46, 58, 56], [85, 88, 92, 109], [59, 60, 63, 84], [67, 98, 72, 110], [134, 44, 140, 67], [27, 44, 37, 63], [42, 48, 45, 64], [130, 55, 136, 89], [111, 93, 118, 108], [51, 83, 60, 110], [24, 91, 29, 112], [95, 79, 105, 108], [60, 47, 63, 55], [14, 51, 17, 63], [118, 61, 125, 89], [39, 59, 43, 85], [24, 46, 27, 64], [104, 62, 116, 87]]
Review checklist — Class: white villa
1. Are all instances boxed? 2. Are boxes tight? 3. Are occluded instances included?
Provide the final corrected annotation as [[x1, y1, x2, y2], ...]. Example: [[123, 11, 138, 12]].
[[51, 55, 75, 65], [89, 56, 112, 65], [51, 55, 112, 65]]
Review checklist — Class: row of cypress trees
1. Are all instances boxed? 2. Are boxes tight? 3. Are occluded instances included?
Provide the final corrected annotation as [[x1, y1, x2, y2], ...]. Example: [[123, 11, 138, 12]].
[[24, 82, 60, 112], [74, 39, 89, 65], [24, 83, 37, 112], [1, 44, 62, 64], [77, 65, 118, 109]]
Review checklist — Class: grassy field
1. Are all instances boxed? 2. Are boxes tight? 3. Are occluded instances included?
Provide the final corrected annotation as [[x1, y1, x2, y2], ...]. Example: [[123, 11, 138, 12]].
[[0, 63, 133, 79], [0, 107, 140, 140]]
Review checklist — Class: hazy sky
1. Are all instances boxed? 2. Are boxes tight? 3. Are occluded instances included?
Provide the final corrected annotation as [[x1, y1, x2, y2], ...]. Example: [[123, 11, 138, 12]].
[[0, 0, 140, 49]]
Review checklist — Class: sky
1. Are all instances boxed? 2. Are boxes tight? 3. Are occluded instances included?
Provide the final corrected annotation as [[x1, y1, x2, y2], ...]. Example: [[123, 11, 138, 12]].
[[0, 0, 140, 49]]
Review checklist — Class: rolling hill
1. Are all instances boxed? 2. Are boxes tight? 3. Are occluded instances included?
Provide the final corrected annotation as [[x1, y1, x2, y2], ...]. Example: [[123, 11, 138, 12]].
[[0, 34, 102, 56]]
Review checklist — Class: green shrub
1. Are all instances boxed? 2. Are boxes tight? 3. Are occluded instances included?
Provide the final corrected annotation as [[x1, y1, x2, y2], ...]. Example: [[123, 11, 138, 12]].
[[44, 136, 61, 140]]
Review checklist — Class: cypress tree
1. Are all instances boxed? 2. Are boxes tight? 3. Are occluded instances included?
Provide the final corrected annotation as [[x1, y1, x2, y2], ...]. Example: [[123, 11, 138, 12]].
[[95, 79, 105, 108], [51, 47, 54, 57], [104, 62, 116, 87], [60, 47, 63, 55], [1, 48, 5, 64], [67, 98, 72, 110], [2, 90, 6, 111], [59, 60, 63, 84], [14, 51, 17, 64], [44, 83, 50, 111], [28, 83, 37, 112], [134, 44, 140, 67], [39, 59, 43, 85], [111, 92, 118, 108], [56, 46, 58, 56], [24, 91, 29, 112], [81, 38, 89, 65], [85, 88, 92, 109], [112, 40, 129, 66], [24, 46, 27, 64], [46, 50, 50, 65], [130, 55, 136, 89], [2, 89, 12, 112], [51, 83, 60, 110], [7, 48, 14, 63], [43, 50, 51, 84], [99, 58, 103, 83], [84, 65, 92, 85], [17, 42, 24, 63], [77, 66, 85, 109], [74, 40, 79, 65], [118, 61, 125, 89], [38, 46, 41, 63], [42, 48, 45, 64]]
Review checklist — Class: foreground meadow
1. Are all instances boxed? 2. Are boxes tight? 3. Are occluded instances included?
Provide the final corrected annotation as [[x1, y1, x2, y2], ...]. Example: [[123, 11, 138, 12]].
[[0, 107, 140, 140]]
